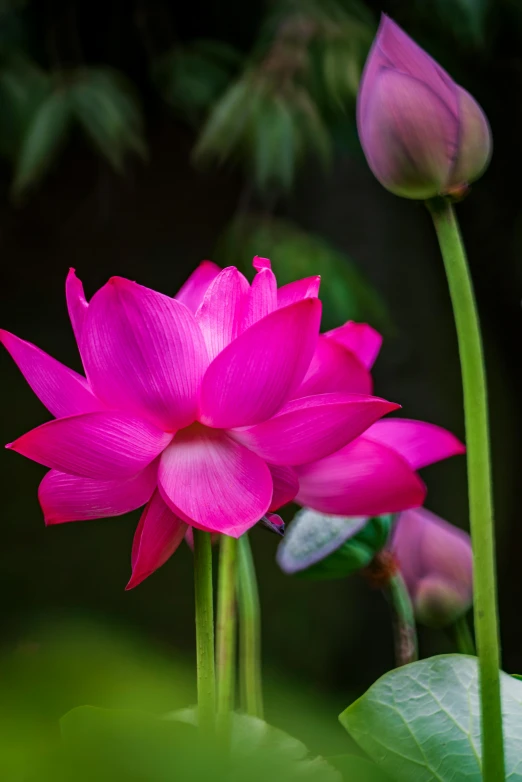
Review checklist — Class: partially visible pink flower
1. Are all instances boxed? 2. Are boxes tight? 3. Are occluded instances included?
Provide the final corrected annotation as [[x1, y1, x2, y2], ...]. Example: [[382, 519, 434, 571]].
[[357, 15, 491, 199], [2, 258, 398, 588], [391, 506, 473, 627], [295, 415, 465, 517]]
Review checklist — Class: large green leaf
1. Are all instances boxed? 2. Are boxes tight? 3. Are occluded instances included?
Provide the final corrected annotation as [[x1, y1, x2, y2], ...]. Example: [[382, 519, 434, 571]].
[[340, 655, 522, 781], [12, 88, 71, 197]]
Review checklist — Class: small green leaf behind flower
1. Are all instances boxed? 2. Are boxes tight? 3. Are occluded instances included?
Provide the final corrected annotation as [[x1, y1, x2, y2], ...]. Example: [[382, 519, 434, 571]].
[[277, 509, 394, 580]]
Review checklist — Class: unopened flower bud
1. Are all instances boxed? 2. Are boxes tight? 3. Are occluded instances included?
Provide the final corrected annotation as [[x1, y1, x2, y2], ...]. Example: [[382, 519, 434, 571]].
[[391, 506, 473, 628], [357, 15, 492, 200]]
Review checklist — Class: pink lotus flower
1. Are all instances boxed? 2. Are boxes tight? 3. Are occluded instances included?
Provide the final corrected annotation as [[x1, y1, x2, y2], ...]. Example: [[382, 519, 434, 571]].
[[293, 322, 465, 516], [357, 15, 491, 199], [391, 506, 473, 627], [1, 258, 398, 588]]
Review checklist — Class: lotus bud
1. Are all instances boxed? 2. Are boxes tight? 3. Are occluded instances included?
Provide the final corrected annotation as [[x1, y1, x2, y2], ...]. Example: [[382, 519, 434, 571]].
[[391, 507, 473, 628], [357, 15, 492, 199]]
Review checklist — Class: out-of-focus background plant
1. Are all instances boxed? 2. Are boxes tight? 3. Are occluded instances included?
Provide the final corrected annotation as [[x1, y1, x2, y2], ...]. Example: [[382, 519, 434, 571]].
[[1, 0, 521, 764]]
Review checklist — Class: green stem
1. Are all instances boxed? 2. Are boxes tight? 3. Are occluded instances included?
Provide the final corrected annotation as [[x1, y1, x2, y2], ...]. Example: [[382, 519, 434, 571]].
[[428, 198, 505, 780], [193, 529, 216, 736], [216, 535, 238, 744], [237, 534, 264, 719], [386, 572, 418, 666], [454, 613, 477, 656]]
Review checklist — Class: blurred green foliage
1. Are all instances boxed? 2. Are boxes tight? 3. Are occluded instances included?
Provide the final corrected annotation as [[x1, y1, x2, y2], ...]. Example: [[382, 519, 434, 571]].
[[0, 0, 376, 197], [153, 40, 243, 126], [0, 619, 386, 782]]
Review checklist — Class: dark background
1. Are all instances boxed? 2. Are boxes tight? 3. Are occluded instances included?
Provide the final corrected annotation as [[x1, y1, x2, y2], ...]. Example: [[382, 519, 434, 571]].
[[0, 0, 521, 733]]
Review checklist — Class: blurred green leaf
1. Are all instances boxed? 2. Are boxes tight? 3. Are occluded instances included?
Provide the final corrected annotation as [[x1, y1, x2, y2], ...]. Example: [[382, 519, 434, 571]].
[[71, 67, 146, 171], [216, 215, 392, 332], [56, 706, 199, 782], [194, 68, 332, 190], [327, 754, 393, 781], [194, 77, 254, 164], [154, 40, 242, 122], [0, 54, 50, 159], [0, 620, 195, 781], [252, 94, 296, 190], [169, 709, 342, 781], [12, 87, 71, 198], [340, 655, 522, 781]]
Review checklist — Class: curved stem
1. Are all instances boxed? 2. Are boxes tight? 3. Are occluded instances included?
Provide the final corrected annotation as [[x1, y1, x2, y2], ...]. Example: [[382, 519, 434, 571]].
[[454, 613, 477, 656], [386, 572, 418, 666], [193, 529, 216, 737], [237, 534, 264, 719], [428, 198, 505, 780], [216, 535, 238, 744]]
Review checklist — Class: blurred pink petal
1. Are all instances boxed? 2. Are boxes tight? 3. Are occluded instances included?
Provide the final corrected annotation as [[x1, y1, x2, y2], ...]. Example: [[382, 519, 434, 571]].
[[325, 321, 382, 369], [267, 464, 299, 511], [81, 277, 208, 431], [295, 437, 425, 516], [66, 268, 89, 345], [242, 266, 277, 331], [391, 506, 473, 626], [365, 418, 465, 469], [39, 461, 158, 524], [199, 298, 321, 428], [127, 491, 188, 589], [195, 267, 249, 360], [295, 335, 372, 396], [232, 393, 399, 466], [158, 424, 272, 536], [174, 260, 221, 312], [9, 412, 172, 480], [0, 330, 102, 418], [277, 276, 320, 308]]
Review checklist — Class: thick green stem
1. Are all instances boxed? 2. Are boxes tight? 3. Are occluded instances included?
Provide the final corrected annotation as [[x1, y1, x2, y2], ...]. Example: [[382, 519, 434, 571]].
[[237, 534, 264, 719], [216, 535, 238, 744], [386, 572, 418, 667], [454, 613, 477, 656], [428, 198, 505, 780], [193, 529, 216, 736]]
